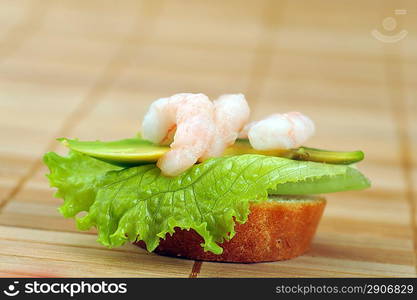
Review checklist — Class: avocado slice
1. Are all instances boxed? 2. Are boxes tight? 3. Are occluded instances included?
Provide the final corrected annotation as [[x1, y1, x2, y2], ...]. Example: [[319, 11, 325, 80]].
[[58, 137, 364, 166]]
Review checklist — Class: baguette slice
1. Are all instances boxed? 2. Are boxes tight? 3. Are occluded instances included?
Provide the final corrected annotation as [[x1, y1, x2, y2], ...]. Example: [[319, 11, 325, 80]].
[[135, 195, 325, 263]]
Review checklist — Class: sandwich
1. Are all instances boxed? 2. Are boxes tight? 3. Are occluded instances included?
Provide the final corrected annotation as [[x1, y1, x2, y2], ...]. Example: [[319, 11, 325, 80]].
[[43, 93, 370, 263]]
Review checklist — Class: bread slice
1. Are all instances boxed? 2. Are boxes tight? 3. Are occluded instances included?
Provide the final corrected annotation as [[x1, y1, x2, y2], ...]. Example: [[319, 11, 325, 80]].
[[135, 195, 325, 263]]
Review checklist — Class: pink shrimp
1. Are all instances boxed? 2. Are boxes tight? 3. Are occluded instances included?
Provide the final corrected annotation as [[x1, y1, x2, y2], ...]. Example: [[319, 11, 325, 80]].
[[240, 112, 315, 150], [141, 93, 216, 176], [202, 94, 250, 159]]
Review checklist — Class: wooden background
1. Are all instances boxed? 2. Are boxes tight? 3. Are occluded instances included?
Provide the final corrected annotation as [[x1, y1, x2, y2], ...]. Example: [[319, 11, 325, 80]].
[[0, 0, 416, 277]]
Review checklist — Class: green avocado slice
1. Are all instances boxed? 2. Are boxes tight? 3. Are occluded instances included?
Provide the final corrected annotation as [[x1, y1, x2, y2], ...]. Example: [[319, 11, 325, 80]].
[[58, 137, 365, 166]]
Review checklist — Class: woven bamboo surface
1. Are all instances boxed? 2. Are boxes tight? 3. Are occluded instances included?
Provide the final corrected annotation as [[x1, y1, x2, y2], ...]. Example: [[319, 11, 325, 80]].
[[0, 0, 416, 277]]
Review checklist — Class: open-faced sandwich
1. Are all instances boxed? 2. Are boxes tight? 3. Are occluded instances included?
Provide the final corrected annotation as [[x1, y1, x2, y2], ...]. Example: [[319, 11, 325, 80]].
[[44, 93, 370, 263]]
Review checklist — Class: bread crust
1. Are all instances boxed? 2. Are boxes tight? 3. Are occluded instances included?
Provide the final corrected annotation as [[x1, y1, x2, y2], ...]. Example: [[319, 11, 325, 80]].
[[135, 197, 326, 263]]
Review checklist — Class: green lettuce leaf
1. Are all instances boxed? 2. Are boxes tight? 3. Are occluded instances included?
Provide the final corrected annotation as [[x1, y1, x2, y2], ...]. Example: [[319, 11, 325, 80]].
[[44, 152, 370, 254], [269, 165, 370, 195], [43, 151, 121, 217]]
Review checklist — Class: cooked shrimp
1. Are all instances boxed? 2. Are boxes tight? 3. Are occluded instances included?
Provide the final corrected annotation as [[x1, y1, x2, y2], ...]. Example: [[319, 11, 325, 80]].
[[141, 93, 216, 176], [238, 120, 257, 139], [240, 112, 315, 150], [202, 94, 250, 159]]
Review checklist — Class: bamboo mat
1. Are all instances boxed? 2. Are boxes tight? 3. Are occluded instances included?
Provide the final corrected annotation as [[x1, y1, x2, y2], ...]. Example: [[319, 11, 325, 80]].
[[0, 0, 416, 277]]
